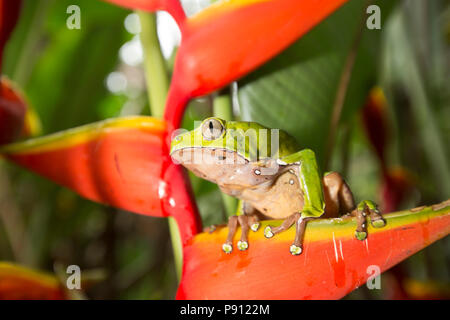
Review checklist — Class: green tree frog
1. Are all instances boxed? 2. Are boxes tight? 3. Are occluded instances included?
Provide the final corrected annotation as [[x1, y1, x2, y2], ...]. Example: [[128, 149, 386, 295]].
[[170, 117, 385, 255]]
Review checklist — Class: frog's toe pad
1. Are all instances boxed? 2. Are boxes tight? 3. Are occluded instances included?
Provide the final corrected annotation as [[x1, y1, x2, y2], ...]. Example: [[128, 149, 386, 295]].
[[222, 243, 233, 254], [355, 231, 367, 241], [264, 226, 274, 238], [371, 219, 386, 228], [289, 244, 303, 255], [237, 240, 248, 251], [250, 223, 260, 232]]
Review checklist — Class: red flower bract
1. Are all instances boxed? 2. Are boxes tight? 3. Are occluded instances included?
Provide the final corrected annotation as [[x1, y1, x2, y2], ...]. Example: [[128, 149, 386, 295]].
[[0, 117, 202, 244], [103, 0, 186, 26], [0, 263, 66, 300], [177, 202, 450, 299], [165, 0, 349, 129], [102, 0, 349, 130]]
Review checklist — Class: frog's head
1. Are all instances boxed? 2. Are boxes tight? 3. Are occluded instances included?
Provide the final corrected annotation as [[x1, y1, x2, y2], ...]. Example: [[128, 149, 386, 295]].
[[171, 117, 273, 164], [170, 117, 297, 187]]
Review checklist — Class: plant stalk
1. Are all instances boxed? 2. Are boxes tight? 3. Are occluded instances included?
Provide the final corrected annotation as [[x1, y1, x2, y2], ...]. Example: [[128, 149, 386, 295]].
[[12, 0, 54, 86], [138, 11, 182, 281], [213, 88, 238, 217]]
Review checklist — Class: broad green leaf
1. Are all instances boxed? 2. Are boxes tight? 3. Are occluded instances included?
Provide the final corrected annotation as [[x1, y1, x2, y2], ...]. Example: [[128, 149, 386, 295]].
[[238, 0, 396, 167]]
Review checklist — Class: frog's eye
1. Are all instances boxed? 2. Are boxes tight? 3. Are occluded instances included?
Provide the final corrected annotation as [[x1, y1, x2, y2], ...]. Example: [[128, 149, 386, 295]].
[[201, 118, 224, 141]]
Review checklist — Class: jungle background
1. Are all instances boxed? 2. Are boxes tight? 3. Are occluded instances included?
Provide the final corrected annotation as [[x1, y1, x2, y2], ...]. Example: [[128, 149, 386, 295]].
[[0, 0, 449, 299]]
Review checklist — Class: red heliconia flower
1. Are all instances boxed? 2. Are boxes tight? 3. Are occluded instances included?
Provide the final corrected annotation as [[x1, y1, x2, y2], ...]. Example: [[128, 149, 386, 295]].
[[164, 0, 350, 130], [105, 0, 186, 26], [103, 0, 349, 130], [178, 201, 450, 299], [0, 117, 202, 244], [0, 263, 66, 300], [362, 87, 389, 163]]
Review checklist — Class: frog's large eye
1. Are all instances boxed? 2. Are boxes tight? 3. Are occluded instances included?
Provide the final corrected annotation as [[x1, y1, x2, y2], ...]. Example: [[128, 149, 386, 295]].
[[201, 118, 224, 140]]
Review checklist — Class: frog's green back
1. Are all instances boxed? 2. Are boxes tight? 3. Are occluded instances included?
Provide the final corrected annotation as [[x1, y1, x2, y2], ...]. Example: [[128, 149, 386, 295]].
[[222, 120, 299, 161]]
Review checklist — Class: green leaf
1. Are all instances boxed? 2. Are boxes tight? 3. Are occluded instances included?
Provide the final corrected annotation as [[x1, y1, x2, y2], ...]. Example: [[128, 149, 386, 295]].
[[238, 0, 396, 167]]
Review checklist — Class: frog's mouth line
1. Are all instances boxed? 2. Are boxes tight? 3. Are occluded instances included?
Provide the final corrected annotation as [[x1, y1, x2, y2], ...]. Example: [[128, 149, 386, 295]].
[[170, 147, 250, 166]]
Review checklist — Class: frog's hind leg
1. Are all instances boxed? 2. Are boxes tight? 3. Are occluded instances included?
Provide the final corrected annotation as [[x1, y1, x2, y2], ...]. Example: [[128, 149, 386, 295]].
[[351, 200, 385, 241], [322, 171, 355, 218], [352, 206, 368, 240], [359, 200, 385, 228], [322, 172, 385, 240]]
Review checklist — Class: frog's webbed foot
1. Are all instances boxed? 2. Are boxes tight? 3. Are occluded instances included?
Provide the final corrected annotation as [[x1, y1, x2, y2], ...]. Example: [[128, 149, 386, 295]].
[[264, 213, 310, 255], [351, 200, 385, 241], [222, 214, 259, 254]]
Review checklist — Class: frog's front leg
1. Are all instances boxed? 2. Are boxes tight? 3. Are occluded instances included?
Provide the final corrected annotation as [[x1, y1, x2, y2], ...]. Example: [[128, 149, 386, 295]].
[[222, 201, 260, 254], [265, 149, 325, 255], [264, 212, 300, 238], [264, 213, 314, 255]]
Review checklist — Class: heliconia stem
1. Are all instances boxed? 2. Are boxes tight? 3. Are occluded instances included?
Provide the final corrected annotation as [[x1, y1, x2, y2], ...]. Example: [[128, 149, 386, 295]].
[[213, 88, 238, 217], [137, 10, 200, 278]]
